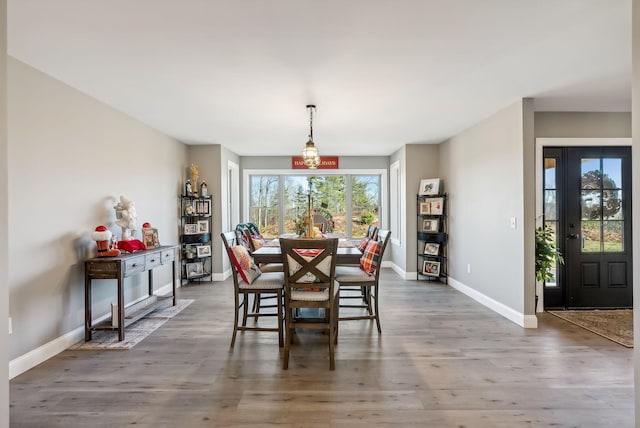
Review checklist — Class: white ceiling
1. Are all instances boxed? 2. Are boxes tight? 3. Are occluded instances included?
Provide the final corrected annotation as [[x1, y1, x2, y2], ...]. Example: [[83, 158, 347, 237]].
[[8, 0, 632, 156]]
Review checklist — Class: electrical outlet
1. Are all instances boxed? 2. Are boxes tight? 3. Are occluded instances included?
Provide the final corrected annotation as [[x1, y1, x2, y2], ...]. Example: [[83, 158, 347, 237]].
[[510, 217, 517, 229], [8, 317, 12, 335], [467, 264, 471, 274]]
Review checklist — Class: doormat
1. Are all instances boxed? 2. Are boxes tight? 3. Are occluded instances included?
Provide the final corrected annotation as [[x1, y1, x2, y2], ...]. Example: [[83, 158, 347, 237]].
[[69, 299, 194, 350], [548, 309, 633, 348]]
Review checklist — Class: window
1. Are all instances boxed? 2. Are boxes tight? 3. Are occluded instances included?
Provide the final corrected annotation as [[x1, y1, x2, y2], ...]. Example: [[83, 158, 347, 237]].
[[249, 176, 279, 238], [245, 170, 385, 239]]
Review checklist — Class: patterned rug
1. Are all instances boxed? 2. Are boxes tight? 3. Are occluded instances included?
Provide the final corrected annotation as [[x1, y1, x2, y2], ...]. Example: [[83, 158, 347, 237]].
[[70, 299, 194, 350], [548, 309, 633, 348]]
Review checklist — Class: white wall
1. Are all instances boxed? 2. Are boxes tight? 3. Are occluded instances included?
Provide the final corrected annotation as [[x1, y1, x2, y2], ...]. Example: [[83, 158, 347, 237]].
[[632, 0, 639, 425], [0, 0, 8, 425], [8, 58, 187, 373], [439, 100, 532, 326]]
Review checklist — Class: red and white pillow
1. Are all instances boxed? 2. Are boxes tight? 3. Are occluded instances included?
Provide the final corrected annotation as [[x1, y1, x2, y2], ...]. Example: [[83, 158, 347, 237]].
[[229, 245, 262, 284]]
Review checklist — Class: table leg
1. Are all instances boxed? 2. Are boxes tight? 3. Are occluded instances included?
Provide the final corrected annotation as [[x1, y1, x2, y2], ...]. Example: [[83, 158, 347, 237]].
[[172, 258, 177, 306], [84, 268, 92, 342], [117, 274, 125, 341]]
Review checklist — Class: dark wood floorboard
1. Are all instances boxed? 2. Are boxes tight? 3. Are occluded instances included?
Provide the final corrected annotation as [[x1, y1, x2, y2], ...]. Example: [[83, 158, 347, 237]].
[[10, 271, 634, 427]]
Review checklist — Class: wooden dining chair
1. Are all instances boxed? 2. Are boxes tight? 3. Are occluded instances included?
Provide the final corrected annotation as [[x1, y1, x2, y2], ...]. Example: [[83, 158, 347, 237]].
[[366, 225, 379, 240], [280, 237, 339, 370], [237, 227, 284, 320], [336, 229, 391, 333], [221, 231, 284, 348]]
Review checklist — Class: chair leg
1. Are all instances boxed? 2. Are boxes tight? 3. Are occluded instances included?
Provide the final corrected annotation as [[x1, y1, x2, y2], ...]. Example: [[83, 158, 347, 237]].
[[241, 293, 249, 327], [230, 291, 240, 348], [282, 306, 294, 369], [362, 286, 372, 315], [373, 285, 382, 334], [329, 298, 337, 370], [277, 289, 284, 347]]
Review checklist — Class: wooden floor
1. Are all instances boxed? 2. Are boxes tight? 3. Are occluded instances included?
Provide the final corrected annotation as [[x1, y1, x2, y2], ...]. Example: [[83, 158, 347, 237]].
[[10, 270, 634, 427]]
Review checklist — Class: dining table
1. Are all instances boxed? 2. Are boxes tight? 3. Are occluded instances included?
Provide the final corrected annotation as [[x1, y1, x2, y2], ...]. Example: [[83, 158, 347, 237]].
[[252, 235, 363, 266]]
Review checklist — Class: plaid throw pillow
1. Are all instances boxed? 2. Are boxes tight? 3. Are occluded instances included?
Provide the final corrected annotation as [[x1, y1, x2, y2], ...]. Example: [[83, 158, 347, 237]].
[[357, 237, 371, 252], [229, 245, 262, 284], [359, 239, 382, 275]]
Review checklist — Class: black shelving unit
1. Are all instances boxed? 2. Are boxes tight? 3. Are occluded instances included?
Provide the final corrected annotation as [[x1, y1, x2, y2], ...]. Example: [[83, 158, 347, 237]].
[[417, 193, 447, 283], [180, 195, 212, 283]]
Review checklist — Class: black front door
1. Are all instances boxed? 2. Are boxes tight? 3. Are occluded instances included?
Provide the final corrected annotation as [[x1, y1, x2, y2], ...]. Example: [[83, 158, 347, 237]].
[[543, 146, 632, 309]]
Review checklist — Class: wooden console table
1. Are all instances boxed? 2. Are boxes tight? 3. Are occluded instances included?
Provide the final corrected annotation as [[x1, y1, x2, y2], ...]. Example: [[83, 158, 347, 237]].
[[84, 245, 178, 342]]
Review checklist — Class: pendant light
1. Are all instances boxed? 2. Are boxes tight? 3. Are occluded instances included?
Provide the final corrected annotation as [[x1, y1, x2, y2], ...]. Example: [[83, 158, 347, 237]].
[[302, 104, 321, 169]]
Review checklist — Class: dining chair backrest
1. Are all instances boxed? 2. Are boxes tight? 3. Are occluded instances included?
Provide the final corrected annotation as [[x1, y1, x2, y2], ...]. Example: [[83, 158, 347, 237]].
[[221, 231, 241, 286], [279, 238, 339, 297], [371, 229, 391, 280], [366, 225, 379, 240]]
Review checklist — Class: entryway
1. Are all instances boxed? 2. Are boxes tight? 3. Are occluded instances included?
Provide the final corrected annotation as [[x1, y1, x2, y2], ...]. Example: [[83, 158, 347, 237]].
[[539, 143, 632, 309]]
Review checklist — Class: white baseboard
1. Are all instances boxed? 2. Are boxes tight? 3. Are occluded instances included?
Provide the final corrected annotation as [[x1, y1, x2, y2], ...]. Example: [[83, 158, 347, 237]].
[[388, 262, 415, 280], [10, 281, 176, 379], [211, 269, 230, 281], [448, 277, 537, 329], [10, 324, 85, 379]]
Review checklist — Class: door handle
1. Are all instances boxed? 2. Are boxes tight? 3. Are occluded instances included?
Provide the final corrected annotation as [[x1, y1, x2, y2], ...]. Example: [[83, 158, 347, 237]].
[[567, 233, 580, 240]]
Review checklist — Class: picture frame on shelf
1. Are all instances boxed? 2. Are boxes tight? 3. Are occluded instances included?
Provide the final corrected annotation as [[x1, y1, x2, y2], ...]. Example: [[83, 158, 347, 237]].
[[419, 178, 440, 196], [424, 242, 440, 256], [422, 260, 441, 277], [419, 201, 431, 215], [186, 261, 204, 278], [184, 223, 198, 235], [142, 228, 160, 249], [196, 245, 211, 258], [197, 220, 209, 234], [421, 218, 439, 233], [425, 197, 444, 215], [195, 199, 211, 216]]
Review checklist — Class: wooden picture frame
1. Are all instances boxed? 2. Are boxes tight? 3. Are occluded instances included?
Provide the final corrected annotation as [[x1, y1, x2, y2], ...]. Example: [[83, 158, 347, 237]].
[[422, 260, 440, 277], [184, 223, 198, 235], [197, 220, 209, 234], [195, 199, 211, 216], [425, 197, 444, 215], [196, 245, 211, 258], [424, 242, 440, 256], [421, 218, 439, 233], [419, 201, 431, 215], [142, 228, 159, 249], [419, 178, 440, 196], [186, 261, 203, 278]]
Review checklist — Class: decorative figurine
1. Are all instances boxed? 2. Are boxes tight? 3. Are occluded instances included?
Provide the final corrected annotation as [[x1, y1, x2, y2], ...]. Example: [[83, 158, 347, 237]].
[[190, 164, 199, 196], [185, 179, 193, 197], [91, 225, 121, 257], [200, 181, 208, 198], [114, 195, 138, 241]]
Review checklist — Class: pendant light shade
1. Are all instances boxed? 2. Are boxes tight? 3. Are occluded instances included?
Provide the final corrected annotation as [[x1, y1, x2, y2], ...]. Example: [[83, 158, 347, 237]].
[[302, 105, 320, 169]]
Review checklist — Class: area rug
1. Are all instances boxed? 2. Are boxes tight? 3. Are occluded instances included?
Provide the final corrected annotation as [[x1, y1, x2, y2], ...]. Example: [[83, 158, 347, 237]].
[[70, 299, 194, 350], [548, 309, 633, 348]]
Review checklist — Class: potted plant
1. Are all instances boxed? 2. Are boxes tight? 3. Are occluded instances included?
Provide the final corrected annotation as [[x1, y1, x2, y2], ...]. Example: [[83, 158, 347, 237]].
[[535, 224, 564, 310]]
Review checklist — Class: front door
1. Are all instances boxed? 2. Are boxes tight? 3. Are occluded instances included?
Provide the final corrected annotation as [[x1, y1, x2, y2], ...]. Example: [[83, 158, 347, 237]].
[[543, 146, 632, 309]]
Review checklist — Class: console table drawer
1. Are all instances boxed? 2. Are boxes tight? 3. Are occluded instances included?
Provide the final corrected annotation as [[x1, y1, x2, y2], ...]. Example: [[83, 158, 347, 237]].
[[124, 256, 145, 276], [86, 260, 119, 278], [145, 253, 162, 270], [161, 248, 175, 264]]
